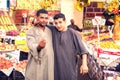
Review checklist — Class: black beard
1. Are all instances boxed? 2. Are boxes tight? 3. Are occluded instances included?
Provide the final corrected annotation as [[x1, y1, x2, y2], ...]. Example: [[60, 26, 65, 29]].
[[39, 23, 45, 27], [34, 23, 46, 27]]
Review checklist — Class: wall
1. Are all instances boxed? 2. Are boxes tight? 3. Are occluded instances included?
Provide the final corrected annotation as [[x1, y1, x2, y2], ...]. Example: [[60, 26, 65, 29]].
[[83, 2, 104, 29], [61, 0, 83, 28], [60, 0, 105, 28]]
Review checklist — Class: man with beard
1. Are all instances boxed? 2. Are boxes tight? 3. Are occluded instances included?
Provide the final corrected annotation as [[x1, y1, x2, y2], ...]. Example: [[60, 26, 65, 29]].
[[25, 9, 54, 80]]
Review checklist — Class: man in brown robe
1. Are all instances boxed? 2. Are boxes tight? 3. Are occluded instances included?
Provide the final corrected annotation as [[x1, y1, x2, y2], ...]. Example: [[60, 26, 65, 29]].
[[25, 9, 54, 80]]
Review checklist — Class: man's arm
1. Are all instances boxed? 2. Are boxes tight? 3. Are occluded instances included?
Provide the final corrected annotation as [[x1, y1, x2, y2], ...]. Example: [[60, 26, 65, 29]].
[[76, 25, 82, 32], [80, 54, 88, 74], [26, 28, 40, 61], [69, 29, 88, 74], [46, 25, 55, 30]]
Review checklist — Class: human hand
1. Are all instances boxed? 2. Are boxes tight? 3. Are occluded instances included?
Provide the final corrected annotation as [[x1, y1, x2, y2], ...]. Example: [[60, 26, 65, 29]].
[[108, 19, 114, 23], [80, 64, 88, 74], [38, 39, 46, 49]]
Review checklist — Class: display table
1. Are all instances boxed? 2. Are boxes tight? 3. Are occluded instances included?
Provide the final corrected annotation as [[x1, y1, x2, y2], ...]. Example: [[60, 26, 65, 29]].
[[83, 40, 120, 79], [95, 48, 120, 67], [0, 50, 28, 80], [103, 69, 120, 80]]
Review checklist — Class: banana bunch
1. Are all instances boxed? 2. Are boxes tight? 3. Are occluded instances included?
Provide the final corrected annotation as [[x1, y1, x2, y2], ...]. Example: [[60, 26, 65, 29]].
[[74, 0, 90, 11], [80, 0, 91, 6], [74, 1, 83, 11], [39, 0, 56, 9]]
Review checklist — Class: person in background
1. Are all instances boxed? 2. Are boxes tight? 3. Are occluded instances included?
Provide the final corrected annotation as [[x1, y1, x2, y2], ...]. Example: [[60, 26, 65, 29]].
[[48, 17, 54, 26], [103, 5, 115, 37], [68, 19, 83, 38], [68, 19, 82, 32], [51, 13, 88, 80], [25, 9, 54, 80]]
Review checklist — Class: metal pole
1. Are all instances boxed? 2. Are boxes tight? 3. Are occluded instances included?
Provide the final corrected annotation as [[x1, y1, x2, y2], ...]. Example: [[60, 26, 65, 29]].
[[97, 24, 100, 48]]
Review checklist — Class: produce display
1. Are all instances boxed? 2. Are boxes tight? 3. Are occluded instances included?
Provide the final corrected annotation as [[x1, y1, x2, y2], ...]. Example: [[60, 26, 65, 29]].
[[0, 42, 17, 51], [6, 30, 19, 36], [15, 60, 28, 73], [0, 9, 29, 77], [16, 44, 29, 52], [83, 19, 93, 29], [0, 57, 13, 69], [16, 0, 60, 10], [0, 10, 29, 75], [0, 11, 18, 37], [0, 47, 27, 76], [83, 29, 120, 79], [0, 53, 28, 76], [100, 41, 120, 50], [15, 29, 29, 52], [83, 32, 120, 50], [84, 33, 98, 41], [0, 11, 29, 52], [74, 0, 90, 11]]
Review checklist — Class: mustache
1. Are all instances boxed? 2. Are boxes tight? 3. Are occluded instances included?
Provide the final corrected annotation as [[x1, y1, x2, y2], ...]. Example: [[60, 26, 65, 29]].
[[34, 23, 46, 27]]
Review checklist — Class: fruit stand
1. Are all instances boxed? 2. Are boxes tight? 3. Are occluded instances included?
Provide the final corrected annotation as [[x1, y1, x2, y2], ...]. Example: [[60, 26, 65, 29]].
[[0, 50, 28, 80], [0, 0, 61, 79], [82, 29, 120, 79], [81, 1, 120, 76], [0, 9, 29, 79]]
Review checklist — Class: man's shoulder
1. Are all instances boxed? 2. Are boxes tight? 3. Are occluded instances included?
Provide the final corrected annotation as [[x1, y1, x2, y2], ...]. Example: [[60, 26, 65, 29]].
[[67, 24, 72, 27], [68, 28, 76, 33], [68, 28, 81, 36], [26, 26, 37, 34], [46, 25, 56, 31], [47, 24, 55, 28]]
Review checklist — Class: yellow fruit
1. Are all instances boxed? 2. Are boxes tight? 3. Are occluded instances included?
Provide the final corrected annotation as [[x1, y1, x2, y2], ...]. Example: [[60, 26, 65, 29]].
[[74, 1, 83, 11], [4, 26, 8, 31]]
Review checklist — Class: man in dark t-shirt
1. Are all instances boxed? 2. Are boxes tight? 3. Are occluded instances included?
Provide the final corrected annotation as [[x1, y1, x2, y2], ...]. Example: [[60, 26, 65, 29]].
[[68, 19, 82, 32]]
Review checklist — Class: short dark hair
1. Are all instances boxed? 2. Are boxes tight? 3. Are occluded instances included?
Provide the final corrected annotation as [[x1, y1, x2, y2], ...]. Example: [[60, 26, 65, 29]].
[[36, 9, 48, 17], [53, 13, 66, 21]]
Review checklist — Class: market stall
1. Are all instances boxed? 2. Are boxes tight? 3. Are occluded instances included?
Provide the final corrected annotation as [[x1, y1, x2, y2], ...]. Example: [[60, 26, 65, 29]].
[[81, 1, 120, 77], [82, 28, 120, 79], [0, 0, 61, 79], [0, 0, 120, 80]]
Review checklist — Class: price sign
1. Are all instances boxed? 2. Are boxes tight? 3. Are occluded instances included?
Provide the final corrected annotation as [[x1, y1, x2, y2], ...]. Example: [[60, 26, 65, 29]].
[[0, 0, 7, 9], [0, 29, 6, 37], [100, 19, 106, 26]]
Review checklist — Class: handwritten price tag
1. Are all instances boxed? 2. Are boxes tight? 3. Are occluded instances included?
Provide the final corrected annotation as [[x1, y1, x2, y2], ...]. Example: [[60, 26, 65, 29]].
[[92, 16, 105, 26]]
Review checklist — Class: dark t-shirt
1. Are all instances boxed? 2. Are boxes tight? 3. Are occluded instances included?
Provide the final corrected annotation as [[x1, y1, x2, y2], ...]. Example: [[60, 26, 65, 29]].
[[68, 24, 82, 32], [103, 10, 114, 26]]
